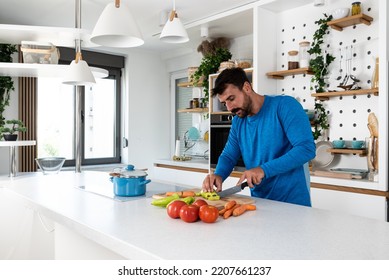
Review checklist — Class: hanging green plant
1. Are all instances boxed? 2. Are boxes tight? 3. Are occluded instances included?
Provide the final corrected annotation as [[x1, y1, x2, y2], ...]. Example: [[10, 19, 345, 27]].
[[0, 44, 18, 128], [308, 14, 335, 93], [312, 101, 329, 141], [192, 47, 232, 103]]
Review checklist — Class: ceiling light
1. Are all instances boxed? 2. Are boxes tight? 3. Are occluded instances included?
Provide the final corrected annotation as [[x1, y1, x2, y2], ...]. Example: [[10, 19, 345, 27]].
[[160, 0, 189, 43], [91, 0, 144, 48], [63, 51, 96, 85], [63, 0, 95, 85]]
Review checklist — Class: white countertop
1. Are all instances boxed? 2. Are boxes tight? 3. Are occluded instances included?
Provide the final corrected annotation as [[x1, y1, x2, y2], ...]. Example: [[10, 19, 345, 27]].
[[2, 171, 389, 260]]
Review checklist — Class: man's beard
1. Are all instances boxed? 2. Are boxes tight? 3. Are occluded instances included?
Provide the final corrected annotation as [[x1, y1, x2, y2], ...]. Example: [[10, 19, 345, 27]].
[[231, 107, 248, 118]]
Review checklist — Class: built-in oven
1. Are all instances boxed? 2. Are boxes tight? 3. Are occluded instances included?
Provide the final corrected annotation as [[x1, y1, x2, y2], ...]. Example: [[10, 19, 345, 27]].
[[210, 114, 245, 170]]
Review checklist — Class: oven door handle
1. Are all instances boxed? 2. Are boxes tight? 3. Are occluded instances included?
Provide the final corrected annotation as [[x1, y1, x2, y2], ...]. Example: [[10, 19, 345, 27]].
[[210, 125, 232, 128]]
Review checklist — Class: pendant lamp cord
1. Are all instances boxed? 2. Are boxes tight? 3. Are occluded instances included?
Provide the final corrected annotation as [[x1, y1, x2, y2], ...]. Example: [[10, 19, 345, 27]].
[[169, 0, 177, 21]]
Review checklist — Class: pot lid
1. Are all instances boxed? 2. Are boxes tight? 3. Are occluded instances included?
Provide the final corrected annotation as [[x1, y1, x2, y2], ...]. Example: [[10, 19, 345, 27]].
[[115, 164, 148, 178]]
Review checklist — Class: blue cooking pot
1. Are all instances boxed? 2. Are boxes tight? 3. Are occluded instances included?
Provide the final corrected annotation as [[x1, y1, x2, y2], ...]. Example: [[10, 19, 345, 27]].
[[110, 165, 151, 197]]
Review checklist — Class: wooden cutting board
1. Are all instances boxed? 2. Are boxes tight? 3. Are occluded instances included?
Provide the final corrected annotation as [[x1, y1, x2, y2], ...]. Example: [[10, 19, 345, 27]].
[[152, 188, 255, 209]]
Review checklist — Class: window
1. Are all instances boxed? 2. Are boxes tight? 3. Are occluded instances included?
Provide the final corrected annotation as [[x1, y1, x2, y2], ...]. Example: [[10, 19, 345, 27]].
[[37, 48, 124, 166]]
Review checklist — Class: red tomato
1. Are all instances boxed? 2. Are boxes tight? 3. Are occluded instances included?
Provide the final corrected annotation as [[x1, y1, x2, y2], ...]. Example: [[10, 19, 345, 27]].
[[199, 205, 219, 223], [167, 200, 186, 219], [192, 199, 208, 208], [179, 205, 199, 223]]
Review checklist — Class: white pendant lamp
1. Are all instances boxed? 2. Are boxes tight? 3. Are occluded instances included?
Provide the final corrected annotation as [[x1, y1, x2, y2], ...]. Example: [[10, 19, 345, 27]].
[[63, 0, 96, 85], [91, 0, 144, 48], [160, 0, 189, 43], [63, 51, 96, 85]]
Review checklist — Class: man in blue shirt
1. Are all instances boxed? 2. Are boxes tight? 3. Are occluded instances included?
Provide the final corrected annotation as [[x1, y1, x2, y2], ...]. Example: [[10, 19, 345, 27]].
[[202, 68, 316, 206]]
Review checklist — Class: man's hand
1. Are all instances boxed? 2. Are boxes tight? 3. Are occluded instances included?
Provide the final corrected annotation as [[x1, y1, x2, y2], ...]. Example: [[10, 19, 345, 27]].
[[237, 167, 265, 188], [202, 174, 223, 192]]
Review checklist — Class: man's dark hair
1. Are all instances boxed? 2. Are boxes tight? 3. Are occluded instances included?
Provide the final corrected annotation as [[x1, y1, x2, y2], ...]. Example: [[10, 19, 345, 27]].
[[211, 67, 250, 97]]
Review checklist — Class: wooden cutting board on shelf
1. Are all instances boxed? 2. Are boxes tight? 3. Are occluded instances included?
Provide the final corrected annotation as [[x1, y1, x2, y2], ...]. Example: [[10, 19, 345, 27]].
[[152, 188, 255, 209]]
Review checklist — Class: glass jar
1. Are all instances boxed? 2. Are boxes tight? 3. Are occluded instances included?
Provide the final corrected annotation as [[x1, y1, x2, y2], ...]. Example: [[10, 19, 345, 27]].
[[351, 2, 361, 16], [192, 98, 200, 108], [288, 50, 299, 70], [298, 41, 310, 68]]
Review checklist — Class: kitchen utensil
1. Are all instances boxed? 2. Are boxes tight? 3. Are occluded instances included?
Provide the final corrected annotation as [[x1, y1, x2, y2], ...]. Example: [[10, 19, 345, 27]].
[[109, 164, 151, 197], [336, 48, 343, 80], [217, 181, 249, 198], [340, 46, 350, 86], [311, 141, 335, 168]]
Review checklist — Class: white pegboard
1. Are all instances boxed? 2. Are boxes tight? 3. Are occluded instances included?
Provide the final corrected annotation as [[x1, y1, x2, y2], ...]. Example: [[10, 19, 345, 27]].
[[266, 0, 379, 170]]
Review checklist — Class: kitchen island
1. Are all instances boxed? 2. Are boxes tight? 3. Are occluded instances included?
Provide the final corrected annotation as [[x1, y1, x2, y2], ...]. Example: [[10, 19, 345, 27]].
[[1, 171, 389, 260]]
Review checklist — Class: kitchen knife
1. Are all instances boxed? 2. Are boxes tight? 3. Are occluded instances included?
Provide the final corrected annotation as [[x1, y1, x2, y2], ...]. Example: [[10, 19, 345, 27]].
[[217, 181, 249, 198]]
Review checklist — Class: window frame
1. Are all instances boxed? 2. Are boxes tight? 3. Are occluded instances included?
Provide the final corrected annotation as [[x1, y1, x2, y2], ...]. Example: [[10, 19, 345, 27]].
[[54, 47, 124, 166]]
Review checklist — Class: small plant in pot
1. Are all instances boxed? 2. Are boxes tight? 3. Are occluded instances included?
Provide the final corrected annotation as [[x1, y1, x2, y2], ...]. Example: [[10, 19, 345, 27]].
[[0, 119, 27, 141]]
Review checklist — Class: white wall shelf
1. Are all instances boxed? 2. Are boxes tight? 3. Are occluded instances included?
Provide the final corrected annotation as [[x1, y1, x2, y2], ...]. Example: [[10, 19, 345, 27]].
[[0, 24, 95, 48], [0, 62, 108, 78]]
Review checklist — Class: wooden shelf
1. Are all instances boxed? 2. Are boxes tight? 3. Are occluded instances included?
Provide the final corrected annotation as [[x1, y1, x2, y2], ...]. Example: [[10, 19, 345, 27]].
[[327, 148, 367, 157], [177, 108, 208, 113], [311, 88, 379, 100], [177, 81, 203, 88], [210, 111, 231, 115], [266, 68, 313, 79], [327, 14, 374, 31]]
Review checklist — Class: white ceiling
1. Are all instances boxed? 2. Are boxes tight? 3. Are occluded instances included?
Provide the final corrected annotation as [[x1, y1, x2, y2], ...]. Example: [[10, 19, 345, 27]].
[[0, 0, 257, 55]]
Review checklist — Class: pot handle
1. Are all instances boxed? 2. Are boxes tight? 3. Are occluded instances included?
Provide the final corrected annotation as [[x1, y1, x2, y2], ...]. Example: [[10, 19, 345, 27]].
[[140, 179, 151, 185]]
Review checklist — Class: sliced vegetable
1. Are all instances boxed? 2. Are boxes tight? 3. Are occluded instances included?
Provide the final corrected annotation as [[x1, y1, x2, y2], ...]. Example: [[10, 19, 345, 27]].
[[151, 193, 180, 207], [180, 196, 195, 205], [166, 191, 196, 197], [200, 191, 220, 201]]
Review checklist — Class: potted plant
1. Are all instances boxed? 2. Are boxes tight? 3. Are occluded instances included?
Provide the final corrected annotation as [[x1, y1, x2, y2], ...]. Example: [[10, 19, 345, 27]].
[[0, 44, 18, 128], [308, 14, 335, 93], [0, 119, 27, 141], [193, 38, 232, 107]]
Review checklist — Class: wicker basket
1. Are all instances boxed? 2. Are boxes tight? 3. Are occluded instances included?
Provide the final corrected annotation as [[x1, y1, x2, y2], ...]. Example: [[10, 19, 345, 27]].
[[21, 41, 60, 64]]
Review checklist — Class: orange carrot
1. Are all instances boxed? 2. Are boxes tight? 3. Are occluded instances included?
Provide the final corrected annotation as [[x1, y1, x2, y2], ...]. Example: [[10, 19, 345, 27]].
[[232, 205, 248, 217], [245, 204, 257, 211], [223, 204, 241, 219], [166, 191, 182, 197], [182, 191, 196, 197], [219, 208, 227, 215], [224, 200, 237, 210]]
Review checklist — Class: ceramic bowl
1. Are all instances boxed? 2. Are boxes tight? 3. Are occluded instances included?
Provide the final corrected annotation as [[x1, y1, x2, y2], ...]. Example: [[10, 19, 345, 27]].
[[332, 8, 350, 20], [332, 140, 345, 149]]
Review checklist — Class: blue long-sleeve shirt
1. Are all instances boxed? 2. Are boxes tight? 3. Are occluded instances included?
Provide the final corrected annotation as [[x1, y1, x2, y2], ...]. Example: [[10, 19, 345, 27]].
[[215, 95, 316, 206]]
